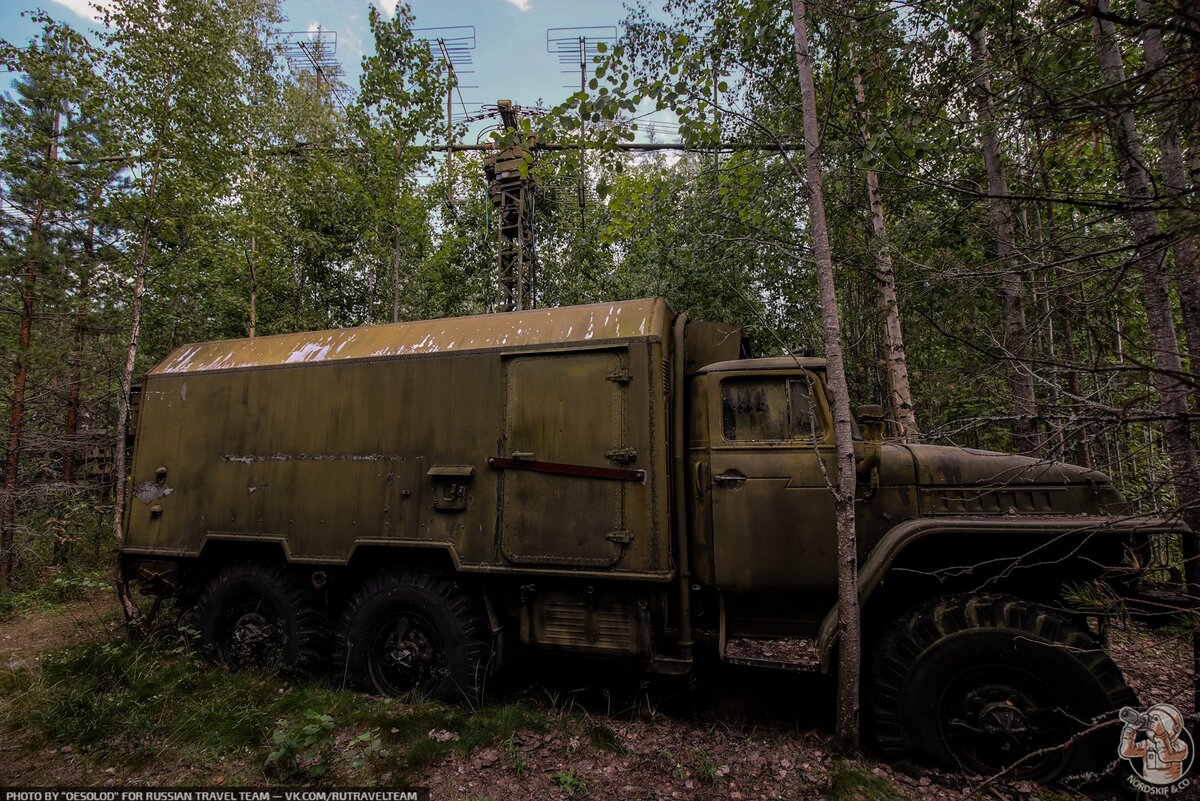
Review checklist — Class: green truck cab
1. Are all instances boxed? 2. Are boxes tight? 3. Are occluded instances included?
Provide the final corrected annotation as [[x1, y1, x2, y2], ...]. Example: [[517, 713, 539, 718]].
[[121, 297, 1179, 781]]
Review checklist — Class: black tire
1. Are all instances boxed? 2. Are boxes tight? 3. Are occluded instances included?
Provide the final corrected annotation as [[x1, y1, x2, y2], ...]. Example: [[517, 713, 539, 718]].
[[870, 593, 1136, 782], [333, 571, 492, 703], [193, 562, 329, 677]]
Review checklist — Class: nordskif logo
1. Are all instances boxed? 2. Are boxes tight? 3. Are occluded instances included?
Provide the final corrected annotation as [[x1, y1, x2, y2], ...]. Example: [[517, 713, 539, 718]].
[[1118, 704, 1193, 794]]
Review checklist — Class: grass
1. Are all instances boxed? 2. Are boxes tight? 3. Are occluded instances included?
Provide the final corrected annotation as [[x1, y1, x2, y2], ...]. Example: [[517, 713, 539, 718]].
[[0, 633, 548, 784], [825, 759, 906, 801]]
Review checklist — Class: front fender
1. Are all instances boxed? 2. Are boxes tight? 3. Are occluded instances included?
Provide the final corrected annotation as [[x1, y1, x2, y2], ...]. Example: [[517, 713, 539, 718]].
[[815, 514, 1188, 672]]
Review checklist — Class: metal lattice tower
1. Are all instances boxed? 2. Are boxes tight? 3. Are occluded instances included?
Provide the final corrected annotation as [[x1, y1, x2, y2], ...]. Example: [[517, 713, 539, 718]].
[[484, 101, 536, 312]]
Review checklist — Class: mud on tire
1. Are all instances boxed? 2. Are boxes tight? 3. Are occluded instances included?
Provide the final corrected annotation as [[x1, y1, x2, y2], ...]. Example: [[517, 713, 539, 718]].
[[193, 562, 329, 677], [870, 593, 1137, 783], [333, 570, 492, 703]]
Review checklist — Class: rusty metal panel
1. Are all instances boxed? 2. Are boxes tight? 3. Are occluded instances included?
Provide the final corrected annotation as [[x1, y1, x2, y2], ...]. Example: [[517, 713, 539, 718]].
[[151, 298, 671, 375]]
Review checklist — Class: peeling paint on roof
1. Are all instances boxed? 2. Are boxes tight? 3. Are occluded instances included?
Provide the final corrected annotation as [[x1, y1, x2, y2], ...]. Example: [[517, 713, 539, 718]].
[[150, 298, 673, 375]]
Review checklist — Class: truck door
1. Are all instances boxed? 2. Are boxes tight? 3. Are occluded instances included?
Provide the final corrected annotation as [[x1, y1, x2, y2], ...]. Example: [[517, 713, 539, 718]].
[[498, 349, 631, 567], [707, 371, 836, 598]]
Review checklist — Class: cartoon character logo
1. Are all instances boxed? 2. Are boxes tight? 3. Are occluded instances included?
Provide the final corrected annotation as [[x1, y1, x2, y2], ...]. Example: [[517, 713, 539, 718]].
[[1119, 704, 1194, 792]]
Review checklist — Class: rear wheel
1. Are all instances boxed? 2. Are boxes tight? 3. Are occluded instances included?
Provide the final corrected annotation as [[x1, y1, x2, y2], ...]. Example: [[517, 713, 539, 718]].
[[193, 562, 328, 676], [870, 593, 1136, 782], [334, 571, 492, 703]]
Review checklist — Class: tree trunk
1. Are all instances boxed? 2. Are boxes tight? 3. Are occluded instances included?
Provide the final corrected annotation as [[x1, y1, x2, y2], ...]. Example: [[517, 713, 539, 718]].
[[1, 214, 43, 587], [790, 0, 861, 749], [62, 183, 102, 489], [392, 227, 403, 324], [1136, 0, 1200, 412], [56, 185, 101, 566], [246, 140, 257, 339], [112, 161, 158, 632], [1, 116, 57, 586], [969, 27, 1039, 455], [851, 52, 918, 441], [1093, 0, 1200, 705]]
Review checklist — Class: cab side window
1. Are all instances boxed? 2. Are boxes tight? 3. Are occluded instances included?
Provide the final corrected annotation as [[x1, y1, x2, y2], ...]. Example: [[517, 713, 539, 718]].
[[721, 377, 821, 442]]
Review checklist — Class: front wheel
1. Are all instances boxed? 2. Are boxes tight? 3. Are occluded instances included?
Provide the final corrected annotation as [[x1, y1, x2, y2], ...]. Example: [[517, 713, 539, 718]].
[[870, 593, 1136, 782], [333, 571, 492, 703]]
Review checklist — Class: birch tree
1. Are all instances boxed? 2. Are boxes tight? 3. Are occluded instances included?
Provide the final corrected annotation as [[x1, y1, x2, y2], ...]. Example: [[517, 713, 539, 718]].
[[99, 0, 283, 625], [790, 0, 862, 748], [849, 36, 917, 441]]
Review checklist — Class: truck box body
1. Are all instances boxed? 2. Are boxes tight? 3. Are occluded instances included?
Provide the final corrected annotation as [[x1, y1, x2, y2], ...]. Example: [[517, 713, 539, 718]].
[[125, 299, 702, 580]]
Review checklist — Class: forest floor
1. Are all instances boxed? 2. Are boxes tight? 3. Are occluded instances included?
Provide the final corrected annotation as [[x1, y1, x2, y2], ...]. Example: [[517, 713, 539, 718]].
[[0, 590, 1193, 801]]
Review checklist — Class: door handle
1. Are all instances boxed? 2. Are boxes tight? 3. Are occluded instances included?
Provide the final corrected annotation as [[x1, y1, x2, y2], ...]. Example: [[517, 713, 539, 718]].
[[713, 473, 746, 485]]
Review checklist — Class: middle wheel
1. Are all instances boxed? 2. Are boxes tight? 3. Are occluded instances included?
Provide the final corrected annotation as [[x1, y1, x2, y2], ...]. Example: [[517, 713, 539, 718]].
[[334, 570, 492, 702]]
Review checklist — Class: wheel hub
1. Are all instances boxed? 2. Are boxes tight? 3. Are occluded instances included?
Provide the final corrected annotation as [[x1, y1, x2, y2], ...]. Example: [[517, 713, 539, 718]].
[[227, 610, 284, 668], [372, 614, 443, 695], [944, 680, 1058, 774], [978, 700, 1030, 740]]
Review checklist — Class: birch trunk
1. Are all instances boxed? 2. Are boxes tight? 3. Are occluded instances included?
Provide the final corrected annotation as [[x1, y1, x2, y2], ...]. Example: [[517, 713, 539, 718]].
[[969, 27, 1039, 455], [112, 158, 159, 632], [790, 0, 861, 748], [1093, 0, 1200, 703], [392, 227, 402, 324], [851, 54, 918, 441], [246, 140, 257, 338]]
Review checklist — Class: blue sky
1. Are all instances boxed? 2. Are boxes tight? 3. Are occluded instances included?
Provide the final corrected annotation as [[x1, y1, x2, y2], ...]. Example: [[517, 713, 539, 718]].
[[1, 0, 678, 142]]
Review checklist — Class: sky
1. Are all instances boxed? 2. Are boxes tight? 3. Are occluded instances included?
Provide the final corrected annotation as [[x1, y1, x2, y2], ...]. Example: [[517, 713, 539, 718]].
[[0, 0, 677, 143]]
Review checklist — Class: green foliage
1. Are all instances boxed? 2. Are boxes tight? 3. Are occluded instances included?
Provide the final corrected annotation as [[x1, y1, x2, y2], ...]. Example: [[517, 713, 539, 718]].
[[503, 733, 526, 777], [266, 709, 336, 781], [553, 767, 588, 796]]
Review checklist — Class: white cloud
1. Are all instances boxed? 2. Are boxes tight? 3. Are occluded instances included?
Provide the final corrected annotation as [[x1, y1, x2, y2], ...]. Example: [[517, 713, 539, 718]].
[[371, 0, 395, 19], [46, 0, 111, 22], [504, 0, 532, 11], [306, 20, 321, 33]]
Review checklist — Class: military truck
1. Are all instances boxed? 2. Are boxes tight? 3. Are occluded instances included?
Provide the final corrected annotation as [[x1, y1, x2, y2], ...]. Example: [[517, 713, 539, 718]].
[[121, 297, 1181, 780]]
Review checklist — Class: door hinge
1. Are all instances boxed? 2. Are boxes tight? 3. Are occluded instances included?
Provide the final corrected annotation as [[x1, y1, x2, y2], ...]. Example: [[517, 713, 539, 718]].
[[606, 447, 638, 464], [606, 368, 633, 384], [606, 529, 634, 545]]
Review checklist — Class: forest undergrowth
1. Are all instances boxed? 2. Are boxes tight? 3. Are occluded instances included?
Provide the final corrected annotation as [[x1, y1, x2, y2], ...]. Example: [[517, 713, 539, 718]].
[[0, 588, 1189, 800]]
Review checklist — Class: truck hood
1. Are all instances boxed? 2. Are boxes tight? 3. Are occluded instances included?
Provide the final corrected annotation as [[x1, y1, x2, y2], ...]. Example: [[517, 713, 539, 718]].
[[898, 444, 1111, 488]]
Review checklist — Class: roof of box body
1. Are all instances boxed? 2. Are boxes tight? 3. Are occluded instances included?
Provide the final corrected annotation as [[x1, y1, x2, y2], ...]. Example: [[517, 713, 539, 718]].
[[150, 298, 673, 375]]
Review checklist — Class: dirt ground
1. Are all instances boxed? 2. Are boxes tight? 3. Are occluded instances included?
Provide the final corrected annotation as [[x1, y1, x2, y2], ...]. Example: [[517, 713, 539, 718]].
[[0, 592, 124, 671], [0, 594, 1195, 800]]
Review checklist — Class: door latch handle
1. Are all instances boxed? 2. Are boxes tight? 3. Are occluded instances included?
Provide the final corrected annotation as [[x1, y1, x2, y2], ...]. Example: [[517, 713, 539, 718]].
[[510, 452, 535, 460], [713, 473, 746, 485]]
